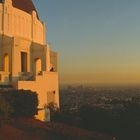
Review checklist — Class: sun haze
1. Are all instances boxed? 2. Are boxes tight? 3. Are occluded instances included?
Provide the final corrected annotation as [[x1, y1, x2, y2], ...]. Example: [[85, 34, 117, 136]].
[[34, 0, 140, 86]]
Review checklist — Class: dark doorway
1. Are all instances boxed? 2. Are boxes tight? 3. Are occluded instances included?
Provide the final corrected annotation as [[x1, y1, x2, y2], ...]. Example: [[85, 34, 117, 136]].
[[21, 52, 27, 72]]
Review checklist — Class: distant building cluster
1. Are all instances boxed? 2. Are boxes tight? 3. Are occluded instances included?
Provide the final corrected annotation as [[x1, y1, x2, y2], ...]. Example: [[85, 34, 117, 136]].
[[60, 85, 140, 111]]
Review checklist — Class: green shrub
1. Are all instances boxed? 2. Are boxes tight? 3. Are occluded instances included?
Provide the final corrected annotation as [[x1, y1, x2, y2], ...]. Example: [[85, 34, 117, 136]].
[[0, 94, 13, 118], [0, 89, 38, 118]]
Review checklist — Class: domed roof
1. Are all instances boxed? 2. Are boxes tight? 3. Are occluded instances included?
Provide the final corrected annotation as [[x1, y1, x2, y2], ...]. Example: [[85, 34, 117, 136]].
[[0, 0, 39, 18]]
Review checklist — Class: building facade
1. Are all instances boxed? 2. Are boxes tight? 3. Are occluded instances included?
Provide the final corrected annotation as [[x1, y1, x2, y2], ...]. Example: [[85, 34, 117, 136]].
[[0, 0, 59, 121]]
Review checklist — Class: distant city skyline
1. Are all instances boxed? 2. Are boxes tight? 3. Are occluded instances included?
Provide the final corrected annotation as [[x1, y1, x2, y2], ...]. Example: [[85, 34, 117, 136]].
[[34, 0, 140, 86]]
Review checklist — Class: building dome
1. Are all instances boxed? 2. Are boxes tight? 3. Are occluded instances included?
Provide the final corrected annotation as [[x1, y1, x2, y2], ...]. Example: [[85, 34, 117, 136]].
[[0, 0, 38, 17]]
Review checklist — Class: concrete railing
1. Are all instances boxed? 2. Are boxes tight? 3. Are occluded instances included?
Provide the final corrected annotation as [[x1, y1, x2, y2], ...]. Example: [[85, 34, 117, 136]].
[[0, 71, 10, 83], [18, 72, 34, 81]]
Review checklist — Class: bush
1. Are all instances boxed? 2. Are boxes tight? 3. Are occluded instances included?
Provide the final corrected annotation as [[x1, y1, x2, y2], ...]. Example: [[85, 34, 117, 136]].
[[0, 95, 13, 118], [0, 89, 38, 118], [79, 97, 140, 140], [52, 96, 140, 140]]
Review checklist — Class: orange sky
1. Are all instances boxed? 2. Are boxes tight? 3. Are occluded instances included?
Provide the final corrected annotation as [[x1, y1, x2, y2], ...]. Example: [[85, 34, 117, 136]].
[[35, 0, 140, 86], [60, 66, 140, 86]]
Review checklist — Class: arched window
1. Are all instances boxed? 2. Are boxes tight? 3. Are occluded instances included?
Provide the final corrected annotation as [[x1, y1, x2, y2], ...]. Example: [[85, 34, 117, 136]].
[[35, 58, 42, 75]]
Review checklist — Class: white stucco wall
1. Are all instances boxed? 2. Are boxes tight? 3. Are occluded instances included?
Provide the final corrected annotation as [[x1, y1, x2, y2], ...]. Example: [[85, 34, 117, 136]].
[[0, 1, 46, 45], [17, 72, 59, 120]]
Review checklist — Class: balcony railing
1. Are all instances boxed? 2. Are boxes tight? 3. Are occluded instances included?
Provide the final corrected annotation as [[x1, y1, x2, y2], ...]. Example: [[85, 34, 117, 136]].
[[18, 72, 35, 81], [0, 71, 10, 83]]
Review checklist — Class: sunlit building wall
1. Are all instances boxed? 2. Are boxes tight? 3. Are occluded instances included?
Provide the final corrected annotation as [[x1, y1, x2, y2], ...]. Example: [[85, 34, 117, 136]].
[[0, 0, 59, 121]]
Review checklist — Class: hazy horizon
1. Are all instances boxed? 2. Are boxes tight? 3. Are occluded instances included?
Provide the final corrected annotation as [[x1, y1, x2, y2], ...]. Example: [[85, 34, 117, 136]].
[[33, 0, 140, 86]]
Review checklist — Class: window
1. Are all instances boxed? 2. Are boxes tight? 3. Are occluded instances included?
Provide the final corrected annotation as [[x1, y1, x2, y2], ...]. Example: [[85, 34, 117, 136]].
[[21, 52, 27, 72]]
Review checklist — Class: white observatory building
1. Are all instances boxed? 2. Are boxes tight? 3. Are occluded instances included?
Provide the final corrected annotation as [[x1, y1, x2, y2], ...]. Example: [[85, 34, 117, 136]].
[[0, 0, 59, 120]]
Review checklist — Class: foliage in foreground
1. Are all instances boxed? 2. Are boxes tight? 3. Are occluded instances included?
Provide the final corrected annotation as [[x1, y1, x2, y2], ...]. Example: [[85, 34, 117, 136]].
[[51, 96, 140, 140], [0, 89, 38, 118]]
